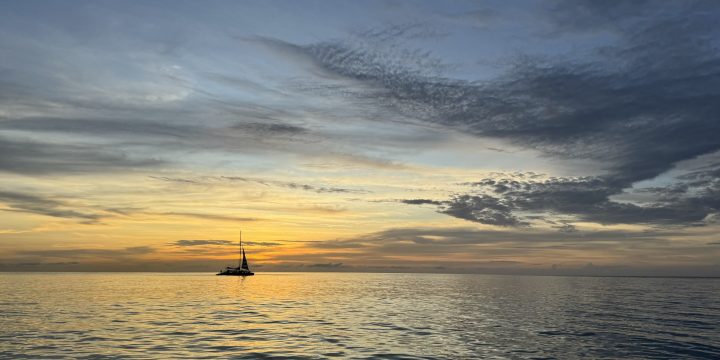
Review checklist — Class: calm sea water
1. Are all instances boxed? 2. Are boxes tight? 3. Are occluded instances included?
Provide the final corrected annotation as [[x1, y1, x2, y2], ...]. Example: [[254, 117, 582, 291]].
[[1, 272, 719, 359]]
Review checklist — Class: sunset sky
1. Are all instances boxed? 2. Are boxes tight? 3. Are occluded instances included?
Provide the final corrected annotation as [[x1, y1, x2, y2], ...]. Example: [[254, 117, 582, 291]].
[[1, 0, 719, 275]]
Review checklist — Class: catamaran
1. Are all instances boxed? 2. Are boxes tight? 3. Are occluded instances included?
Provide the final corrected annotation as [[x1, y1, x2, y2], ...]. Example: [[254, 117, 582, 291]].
[[217, 231, 254, 276]]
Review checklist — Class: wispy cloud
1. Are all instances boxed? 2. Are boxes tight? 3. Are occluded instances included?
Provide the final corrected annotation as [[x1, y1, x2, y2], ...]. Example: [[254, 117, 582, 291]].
[[221, 176, 369, 194], [161, 212, 259, 223], [172, 240, 281, 247], [173, 240, 235, 247], [17, 246, 156, 258], [0, 190, 104, 223], [307, 262, 344, 268], [0, 136, 164, 175], [150, 175, 369, 194]]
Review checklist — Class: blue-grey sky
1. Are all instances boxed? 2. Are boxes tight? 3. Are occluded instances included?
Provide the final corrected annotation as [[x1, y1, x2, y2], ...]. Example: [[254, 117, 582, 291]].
[[1, 0, 719, 275]]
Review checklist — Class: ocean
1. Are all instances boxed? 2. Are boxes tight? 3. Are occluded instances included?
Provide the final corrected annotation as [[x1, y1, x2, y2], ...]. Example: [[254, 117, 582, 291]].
[[1, 272, 718, 359]]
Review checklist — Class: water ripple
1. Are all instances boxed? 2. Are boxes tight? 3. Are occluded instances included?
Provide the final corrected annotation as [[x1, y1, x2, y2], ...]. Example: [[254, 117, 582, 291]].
[[0, 273, 718, 359]]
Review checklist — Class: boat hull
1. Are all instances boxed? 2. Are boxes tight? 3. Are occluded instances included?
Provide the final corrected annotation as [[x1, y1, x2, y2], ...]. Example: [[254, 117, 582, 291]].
[[216, 272, 254, 276], [216, 267, 254, 276]]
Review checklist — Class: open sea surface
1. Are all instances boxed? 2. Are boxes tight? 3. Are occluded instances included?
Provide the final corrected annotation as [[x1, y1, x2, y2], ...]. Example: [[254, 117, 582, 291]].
[[1, 272, 719, 359]]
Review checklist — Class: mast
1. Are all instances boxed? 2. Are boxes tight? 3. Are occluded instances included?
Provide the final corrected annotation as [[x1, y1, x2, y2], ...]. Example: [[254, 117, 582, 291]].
[[238, 230, 242, 268]]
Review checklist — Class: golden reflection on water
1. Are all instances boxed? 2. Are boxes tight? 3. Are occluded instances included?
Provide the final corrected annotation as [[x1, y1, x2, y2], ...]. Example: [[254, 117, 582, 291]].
[[1, 272, 719, 359]]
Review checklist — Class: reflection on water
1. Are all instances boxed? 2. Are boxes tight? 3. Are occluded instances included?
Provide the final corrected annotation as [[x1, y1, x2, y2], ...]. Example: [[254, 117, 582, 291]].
[[1, 272, 719, 359]]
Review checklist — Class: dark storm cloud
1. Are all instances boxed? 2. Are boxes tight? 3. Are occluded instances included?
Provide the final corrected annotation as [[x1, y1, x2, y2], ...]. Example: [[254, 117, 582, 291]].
[[297, 35, 720, 185], [0, 190, 103, 222], [272, 2, 720, 179], [439, 194, 524, 227], [471, 175, 718, 226], [400, 174, 720, 227], [351, 22, 448, 42], [676, 166, 720, 190], [546, 0, 658, 33], [250, 1, 720, 227], [0, 136, 164, 175]]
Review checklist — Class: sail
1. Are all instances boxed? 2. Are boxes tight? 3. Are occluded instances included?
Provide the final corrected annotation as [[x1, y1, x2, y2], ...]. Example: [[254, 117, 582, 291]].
[[241, 248, 249, 270]]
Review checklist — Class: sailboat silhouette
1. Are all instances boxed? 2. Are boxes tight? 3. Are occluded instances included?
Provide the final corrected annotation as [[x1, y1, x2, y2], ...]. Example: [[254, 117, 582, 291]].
[[217, 231, 254, 276]]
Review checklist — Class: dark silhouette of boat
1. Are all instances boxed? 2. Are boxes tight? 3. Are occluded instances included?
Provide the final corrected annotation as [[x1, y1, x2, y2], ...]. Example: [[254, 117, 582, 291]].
[[217, 231, 254, 276]]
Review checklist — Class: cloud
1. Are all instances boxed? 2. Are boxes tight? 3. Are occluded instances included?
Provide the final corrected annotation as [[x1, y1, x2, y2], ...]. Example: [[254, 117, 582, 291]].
[[350, 21, 448, 42], [1, 261, 80, 267], [161, 212, 259, 222], [297, 205, 348, 214], [0, 115, 311, 144], [0, 136, 164, 175], [2, 1, 720, 275], [307, 262, 344, 268], [173, 240, 235, 247], [150, 175, 368, 194], [148, 176, 200, 184], [402, 173, 720, 227], [299, 35, 720, 185], [553, 222, 579, 233], [0, 185, 204, 234], [229, 122, 308, 136], [288, 226, 720, 275], [277, 2, 718, 182], [400, 199, 442, 205], [0, 190, 104, 223], [18, 246, 155, 258], [439, 194, 525, 227], [0, 25, 429, 175], [546, 0, 667, 34], [312, 227, 679, 250], [445, 8, 499, 29], [3, 247, 159, 271], [0, 117, 192, 138], [243, 2, 720, 228], [220, 176, 369, 194], [173, 240, 281, 247]]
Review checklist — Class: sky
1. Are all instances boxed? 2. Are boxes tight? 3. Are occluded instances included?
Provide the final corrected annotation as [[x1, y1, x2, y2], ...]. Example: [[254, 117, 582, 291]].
[[1, 0, 719, 276]]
